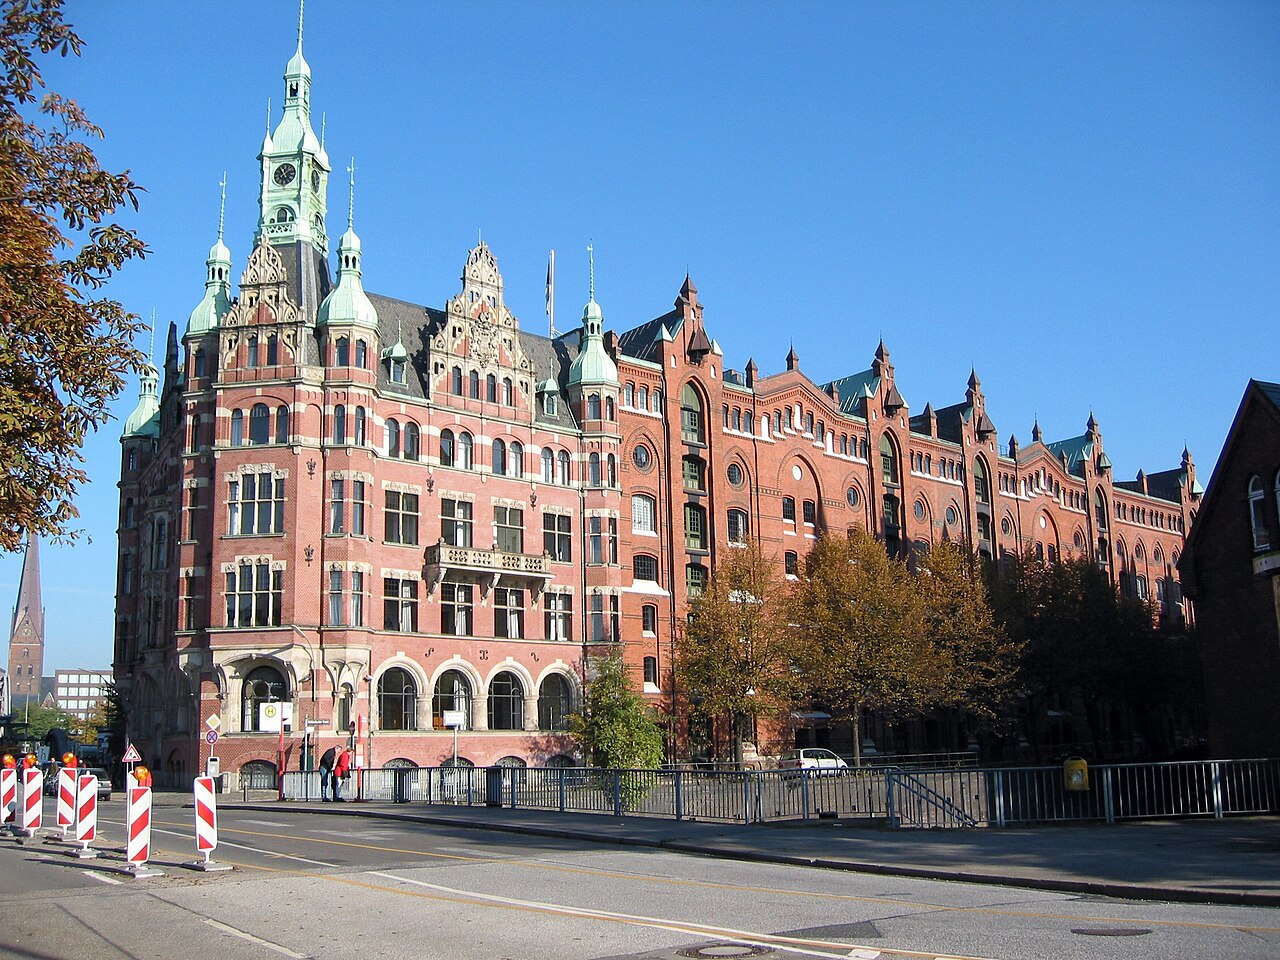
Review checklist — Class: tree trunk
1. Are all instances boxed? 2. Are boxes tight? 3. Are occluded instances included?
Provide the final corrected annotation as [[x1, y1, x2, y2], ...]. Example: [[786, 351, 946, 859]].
[[852, 701, 863, 769]]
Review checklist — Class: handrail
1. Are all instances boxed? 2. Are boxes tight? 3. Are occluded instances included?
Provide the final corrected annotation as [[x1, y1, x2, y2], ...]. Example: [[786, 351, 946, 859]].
[[887, 766, 978, 828]]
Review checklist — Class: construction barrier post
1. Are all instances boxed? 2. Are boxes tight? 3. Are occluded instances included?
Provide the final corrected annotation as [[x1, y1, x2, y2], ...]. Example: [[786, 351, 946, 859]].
[[18, 769, 43, 841], [0, 768, 15, 829], [70, 774, 98, 859], [191, 776, 231, 872], [125, 785, 163, 878], [53, 767, 76, 841]]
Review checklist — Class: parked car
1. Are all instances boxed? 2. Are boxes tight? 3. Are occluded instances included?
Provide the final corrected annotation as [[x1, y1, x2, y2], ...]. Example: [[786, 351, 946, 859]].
[[41, 766, 111, 800], [778, 748, 849, 775]]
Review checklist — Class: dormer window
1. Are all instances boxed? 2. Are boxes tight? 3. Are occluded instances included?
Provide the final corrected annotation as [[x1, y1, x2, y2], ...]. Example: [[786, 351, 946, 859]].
[[543, 393, 558, 416], [390, 359, 406, 384]]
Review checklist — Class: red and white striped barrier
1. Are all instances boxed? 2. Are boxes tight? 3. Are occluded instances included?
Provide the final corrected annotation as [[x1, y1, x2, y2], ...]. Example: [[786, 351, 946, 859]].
[[125, 786, 162, 877], [19, 769, 42, 839], [71, 773, 98, 859], [55, 767, 76, 839], [0, 768, 15, 826], [191, 776, 230, 871]]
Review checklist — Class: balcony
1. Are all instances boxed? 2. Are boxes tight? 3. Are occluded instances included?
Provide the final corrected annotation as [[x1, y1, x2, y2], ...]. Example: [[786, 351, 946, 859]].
[[424, 539, 553, 599]]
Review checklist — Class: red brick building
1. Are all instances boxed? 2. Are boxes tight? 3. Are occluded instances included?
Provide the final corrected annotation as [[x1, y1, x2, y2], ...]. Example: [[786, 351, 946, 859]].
[[115, 31, 1199, 782], [1180, 380, 1280, 758]]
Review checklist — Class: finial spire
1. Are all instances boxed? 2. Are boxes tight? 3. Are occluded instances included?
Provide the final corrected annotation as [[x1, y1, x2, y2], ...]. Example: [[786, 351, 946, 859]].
[[297, 0, 305, 50], [320, 112, 327, 150], [265, 98, 272, 134], [217, 172, 227, 241], [587, 240, 595, 301], [346, 157, 356, 228], [149, 309, 156, 364]]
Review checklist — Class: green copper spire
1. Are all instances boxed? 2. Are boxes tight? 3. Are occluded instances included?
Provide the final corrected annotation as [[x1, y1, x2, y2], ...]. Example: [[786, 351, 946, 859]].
[[188, 174, 233, 336], [256, 0, 329, 254], [122, 322, 160, 438], [317, 159, 377, 329], [568, 241, 618, 387]]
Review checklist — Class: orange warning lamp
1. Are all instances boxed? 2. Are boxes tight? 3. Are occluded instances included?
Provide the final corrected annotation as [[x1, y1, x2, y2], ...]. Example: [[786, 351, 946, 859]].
[[2, 754, 14, 768], [135, 765, 152, 788], [22, 754, 36, 769], [62, 753, 77, 767]]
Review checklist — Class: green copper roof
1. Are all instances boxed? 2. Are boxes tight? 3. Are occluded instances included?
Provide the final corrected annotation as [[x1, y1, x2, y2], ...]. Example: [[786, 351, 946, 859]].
[[318, 226, 377, 328], [187, 238, 232, 336], [121, 363, 160, 438], [568, 297, 618, 386]]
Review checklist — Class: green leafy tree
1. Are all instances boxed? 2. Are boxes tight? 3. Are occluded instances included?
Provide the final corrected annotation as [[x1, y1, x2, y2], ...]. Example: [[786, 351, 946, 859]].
[[915, 540, 1022, 724], [569, 652, 665, 771], [0, 0, 147, 550], [678, 541, 803, 765], [790, 529, 931, 765], [17, 701, 76, 742]]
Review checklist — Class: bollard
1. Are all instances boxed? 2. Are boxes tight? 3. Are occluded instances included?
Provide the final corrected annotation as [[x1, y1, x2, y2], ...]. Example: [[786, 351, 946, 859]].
[[70, 774, 98, 859], [125, 786, 163, 878], [190, 776, 231, 872], [18, 769, 43, 841], [0, 767, 16, 828]]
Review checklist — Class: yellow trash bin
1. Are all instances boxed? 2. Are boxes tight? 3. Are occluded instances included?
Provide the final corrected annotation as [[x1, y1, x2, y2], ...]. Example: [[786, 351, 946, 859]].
[[1063, 757, 1089, 791]]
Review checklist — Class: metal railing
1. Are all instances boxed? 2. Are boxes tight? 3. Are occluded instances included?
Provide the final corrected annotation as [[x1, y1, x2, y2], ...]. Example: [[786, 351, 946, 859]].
[[274, 758, 1280, 828]]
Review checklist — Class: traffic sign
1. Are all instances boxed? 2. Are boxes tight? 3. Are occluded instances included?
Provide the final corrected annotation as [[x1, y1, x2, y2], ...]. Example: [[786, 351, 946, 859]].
[[121, 743, 142, 764], [205, 714, 221, 732], [205, 731, 219, 746]]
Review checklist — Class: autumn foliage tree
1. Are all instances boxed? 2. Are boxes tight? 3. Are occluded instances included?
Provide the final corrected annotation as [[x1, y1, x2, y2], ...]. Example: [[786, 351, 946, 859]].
[[677, 542, 804, 765], [0, 0, 147, 551]]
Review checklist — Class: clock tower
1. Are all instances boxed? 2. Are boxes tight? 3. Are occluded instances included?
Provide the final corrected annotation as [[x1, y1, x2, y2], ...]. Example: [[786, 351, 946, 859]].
[[6, 537, 44, 708], [254, 7, 332, 319]]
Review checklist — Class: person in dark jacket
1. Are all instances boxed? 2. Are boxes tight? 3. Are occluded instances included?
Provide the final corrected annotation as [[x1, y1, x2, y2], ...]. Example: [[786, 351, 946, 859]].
[[333, 747, 352, 801], [318, 745, 338, 801]]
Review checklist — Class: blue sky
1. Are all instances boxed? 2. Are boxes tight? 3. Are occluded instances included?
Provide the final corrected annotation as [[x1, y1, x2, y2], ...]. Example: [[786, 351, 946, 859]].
[[4, 1, 1278, 672]]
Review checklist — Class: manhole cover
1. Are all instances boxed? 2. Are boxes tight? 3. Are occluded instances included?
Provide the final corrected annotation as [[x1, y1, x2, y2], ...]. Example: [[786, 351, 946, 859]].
[[678, 946, 775, 959], [1071, 928, 1152, 937]]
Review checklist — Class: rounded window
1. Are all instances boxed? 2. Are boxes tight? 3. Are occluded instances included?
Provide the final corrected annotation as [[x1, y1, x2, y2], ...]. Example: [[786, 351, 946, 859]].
[[945, 505, 959, 526], [1001, 516, 1012, 536], [632, 445, 652, 471], [913, 501, 926, 521], [727, 463, 744, 487], [845, 486, 860, 508]]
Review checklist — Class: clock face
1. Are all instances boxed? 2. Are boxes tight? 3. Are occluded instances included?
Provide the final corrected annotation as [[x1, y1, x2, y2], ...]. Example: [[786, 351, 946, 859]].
[[273, 163, 296, 187], [311, 169, 321, 192]]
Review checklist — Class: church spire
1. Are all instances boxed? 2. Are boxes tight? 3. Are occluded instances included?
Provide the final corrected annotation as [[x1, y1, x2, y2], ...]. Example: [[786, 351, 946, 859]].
[[7, 536, 44, 704]]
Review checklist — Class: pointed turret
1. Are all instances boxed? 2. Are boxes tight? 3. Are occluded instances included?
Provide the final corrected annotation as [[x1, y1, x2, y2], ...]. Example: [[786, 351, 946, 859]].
[[318, 159, 378, 329], [187, 176, 233, 336], [1031, 419, 1043, 443], [745, 358, 758, 388], [122, 359, 160, 439], [1008, 435, 1019, 457], [785, 343, 800, 371], [1087, 411, 1100, 435], [568, 244, 619, 388]]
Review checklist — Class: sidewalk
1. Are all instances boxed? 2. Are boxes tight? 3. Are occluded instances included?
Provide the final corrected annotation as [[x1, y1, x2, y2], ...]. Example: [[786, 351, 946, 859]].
[[219, 796, 1280, 907]]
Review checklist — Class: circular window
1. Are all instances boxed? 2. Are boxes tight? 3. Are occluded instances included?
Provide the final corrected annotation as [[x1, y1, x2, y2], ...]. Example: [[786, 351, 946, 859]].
[[1001, 517, 1012, 536], [1074, 530, 1084, 548], [727, 463, 744, 487], [913, 501, 926, 521], [1038, 515, 1047, 530], [632, 445, 652, 471], [845, 486, 860, 508], [945, 505, 959, 525], [791, 465, 802, 481]]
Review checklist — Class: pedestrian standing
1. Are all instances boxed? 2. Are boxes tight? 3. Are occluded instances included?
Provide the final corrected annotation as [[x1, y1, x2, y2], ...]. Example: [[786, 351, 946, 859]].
[[318, 744, 338, 801], [333, 746, 352, 801]]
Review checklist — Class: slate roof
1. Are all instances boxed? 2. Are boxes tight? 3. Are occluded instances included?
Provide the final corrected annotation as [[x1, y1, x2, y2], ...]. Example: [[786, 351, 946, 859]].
[[1044, 433, 1095, 478], [822, 370, 880, 416], [618, 310, 681, 363]]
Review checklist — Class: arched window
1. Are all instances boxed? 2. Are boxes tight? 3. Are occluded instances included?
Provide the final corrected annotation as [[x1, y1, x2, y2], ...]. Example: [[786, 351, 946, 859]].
[[275, 405, 289, 444], [335, 337, 350, 366], [457, 432, 473, 469], [335, 683, 354, 733], [403, 422, 419, 461], [680, 384, 704, 443], [273, 206, 294, 223], [451, 366, 463, 395], [537, 675, 572, 731], [633, 554, 659, 583], [355, 339, 367, 368], [541, 447, 555, 483], [249, 403, 270, 445], [607, 453, 617, 487], [488, 671, 524, 731], [588, 394, 601, 420], [973, 457, 991, 504], [354, 406, 366, 445], [727, 509, 749, 544], [469, 369, 480, 399], [589, 453, 601, 487], [440, 429, 456, 467], [492, 439, 507, 476], [685, 504, 707, 550], [386, 418, 401, 458], [1094, 488, 1109, 532], [508, 441, 523, 478], [502, 377, 513, 405], [266, 334, 279, 366], [880, 433, 900, 485], [378, 668, 417, 731], [241, 665, 286, 732], [193, 348, 206, 377], [556, 450, 570, 485], [637, 385, 648, 409], [230, 409, 244, 446], [246, 335, 259, 368], [632, 494, 656, 534], [486, 373, 497, 402], [433, 670, 472, 730], [624, 383, 635, 407], [1249, 476, 1270, 550], [605, 397, 615, 421]]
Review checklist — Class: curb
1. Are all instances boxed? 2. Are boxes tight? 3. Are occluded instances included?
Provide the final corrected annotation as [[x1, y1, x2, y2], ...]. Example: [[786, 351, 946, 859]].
[[225, 803, 1280, 908]]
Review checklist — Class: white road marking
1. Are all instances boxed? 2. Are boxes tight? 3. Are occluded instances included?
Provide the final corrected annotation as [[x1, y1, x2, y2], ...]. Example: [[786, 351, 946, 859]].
[[365, 870, 995, 960], [202, 918, 308, 958], [103, 817, 338, 868], [82, 871, 122, 885]]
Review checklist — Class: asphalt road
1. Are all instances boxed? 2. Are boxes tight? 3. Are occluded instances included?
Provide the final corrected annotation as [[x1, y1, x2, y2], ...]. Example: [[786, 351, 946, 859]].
[[0, 797, 1277, 960]]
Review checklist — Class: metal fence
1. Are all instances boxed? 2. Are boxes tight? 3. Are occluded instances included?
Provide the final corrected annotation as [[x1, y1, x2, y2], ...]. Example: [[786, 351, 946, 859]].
[[276, 758, 1280, 828]]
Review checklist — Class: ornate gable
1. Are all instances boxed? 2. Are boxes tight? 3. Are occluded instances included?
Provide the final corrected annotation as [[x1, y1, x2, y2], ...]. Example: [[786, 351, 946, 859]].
[[220, 242, 306, 367]]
